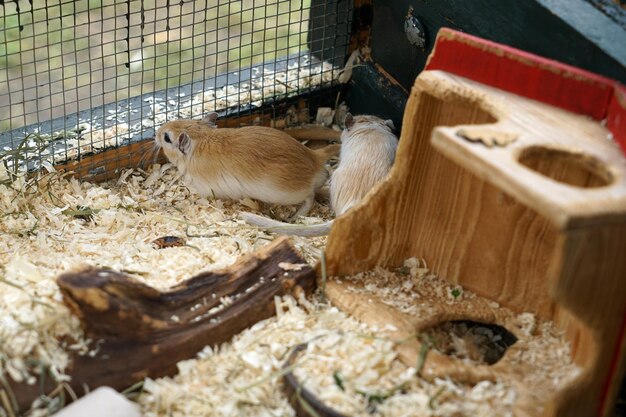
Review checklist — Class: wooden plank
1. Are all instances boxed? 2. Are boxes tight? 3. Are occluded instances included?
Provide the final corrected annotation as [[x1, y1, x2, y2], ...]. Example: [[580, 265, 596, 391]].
[[53, 140, 165, 183]]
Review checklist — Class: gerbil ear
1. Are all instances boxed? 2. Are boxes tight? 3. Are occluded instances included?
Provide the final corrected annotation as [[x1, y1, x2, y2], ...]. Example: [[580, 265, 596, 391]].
[[384, 119, 396, 131], [202, 112, 219, 127], [178, 132, 191, 155], [344, 113, 355, 129]]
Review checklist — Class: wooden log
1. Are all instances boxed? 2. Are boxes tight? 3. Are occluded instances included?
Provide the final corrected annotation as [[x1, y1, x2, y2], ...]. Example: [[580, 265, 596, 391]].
[[324, 31, 626, 417], [10, 237, 316, 413]]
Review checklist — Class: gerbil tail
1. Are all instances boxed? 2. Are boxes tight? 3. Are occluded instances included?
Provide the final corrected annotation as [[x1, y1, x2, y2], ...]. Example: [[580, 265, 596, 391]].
[[239, 212, 332, 237], [285, 125, 342, 142], [313, 144, 341, 162]]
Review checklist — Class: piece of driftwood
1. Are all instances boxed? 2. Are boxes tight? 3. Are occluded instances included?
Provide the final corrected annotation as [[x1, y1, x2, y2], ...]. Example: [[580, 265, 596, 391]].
[[9, 237, 315, 413], [324, 29, 626, 417]]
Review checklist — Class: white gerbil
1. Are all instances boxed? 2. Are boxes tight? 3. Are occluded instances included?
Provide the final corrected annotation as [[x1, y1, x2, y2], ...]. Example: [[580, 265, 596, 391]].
[[240, 113, 398, 235], [330, 113, 397, 215], [154, 112, 340, 218]]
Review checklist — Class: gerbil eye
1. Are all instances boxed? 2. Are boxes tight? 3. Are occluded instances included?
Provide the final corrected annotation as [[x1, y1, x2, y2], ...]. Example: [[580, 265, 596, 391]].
[[164, 133, 171, 143]]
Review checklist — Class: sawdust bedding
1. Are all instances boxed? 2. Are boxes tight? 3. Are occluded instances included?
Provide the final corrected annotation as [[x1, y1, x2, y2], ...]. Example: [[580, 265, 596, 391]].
[[322, 264, 581, 416], [0, 163, 579, 417], [0, 163, 327, 410]]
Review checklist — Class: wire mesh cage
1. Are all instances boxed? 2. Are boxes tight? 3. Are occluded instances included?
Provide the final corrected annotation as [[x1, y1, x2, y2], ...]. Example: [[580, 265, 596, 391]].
[[0, 0, 354, 181]]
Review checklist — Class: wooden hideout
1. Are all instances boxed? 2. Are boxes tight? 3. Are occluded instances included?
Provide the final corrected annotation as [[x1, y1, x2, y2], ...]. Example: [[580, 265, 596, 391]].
[[323, 29, 626, 417]]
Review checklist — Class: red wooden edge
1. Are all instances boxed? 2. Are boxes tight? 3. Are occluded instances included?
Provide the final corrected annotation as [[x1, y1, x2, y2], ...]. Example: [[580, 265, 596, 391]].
[[425, 28, 626, 154], [607, 84, 626, 155]]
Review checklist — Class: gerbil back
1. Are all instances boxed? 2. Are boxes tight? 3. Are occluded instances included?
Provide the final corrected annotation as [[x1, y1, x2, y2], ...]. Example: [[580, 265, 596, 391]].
[[182, 125, 335, 196], [330, 115, 398, 216]]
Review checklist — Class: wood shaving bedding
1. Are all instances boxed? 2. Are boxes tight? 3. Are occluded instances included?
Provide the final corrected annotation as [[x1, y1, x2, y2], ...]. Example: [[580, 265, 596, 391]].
[[136, 262, 579, 417], [136, 270, 524, 417], [0, 163, 329, 396], [322, 261, 582, 415], [292, 331, 518, 417], [136, 297, 516, 417], [138, 297, 360, 417], [1, 164, 580, 417]]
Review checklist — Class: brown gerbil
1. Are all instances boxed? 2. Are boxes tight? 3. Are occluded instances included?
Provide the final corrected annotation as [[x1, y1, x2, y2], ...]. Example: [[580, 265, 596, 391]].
[[240, 113, 398, 236], [154, 112, 339, 218]]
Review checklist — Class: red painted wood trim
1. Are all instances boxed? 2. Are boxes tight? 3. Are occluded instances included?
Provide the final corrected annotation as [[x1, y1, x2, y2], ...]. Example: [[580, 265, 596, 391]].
[[608, 84, 626, 155], [425, 28, 626, 155]]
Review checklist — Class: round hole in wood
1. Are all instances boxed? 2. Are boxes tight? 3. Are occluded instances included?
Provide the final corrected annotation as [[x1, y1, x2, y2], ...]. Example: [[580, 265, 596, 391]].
[[518, 146, 613, 188], [422, 320, 518, 366]]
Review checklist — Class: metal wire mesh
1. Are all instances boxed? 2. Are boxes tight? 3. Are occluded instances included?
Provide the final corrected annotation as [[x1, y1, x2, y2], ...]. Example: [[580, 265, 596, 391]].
[[0, 0, 353, 177]]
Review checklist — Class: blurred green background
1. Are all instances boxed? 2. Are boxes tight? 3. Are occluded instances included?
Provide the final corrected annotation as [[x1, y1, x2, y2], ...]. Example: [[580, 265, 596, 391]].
[[0, 0, 312, 132]]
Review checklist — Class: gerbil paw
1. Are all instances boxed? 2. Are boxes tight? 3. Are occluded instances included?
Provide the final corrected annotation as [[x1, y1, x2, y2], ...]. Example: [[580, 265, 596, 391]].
[[291, 196, 314, 220]]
